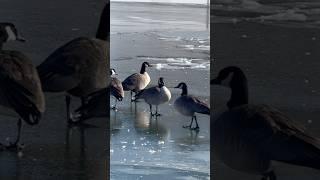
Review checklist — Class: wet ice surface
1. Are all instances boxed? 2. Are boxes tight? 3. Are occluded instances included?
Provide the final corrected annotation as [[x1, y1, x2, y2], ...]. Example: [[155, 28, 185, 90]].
[[111, 2, 210, 179], [110, 101, 210, 179]]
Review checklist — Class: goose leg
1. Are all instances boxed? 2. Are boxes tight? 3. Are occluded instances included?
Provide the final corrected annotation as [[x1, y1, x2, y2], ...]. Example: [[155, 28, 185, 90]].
[[130, 91, 135, 102], [183, 116, 194, 129], [115, 99, 118, 110], [150, 104, 154, 116], [155, 106, 161, 116], [66, 95, 72, 122], [262, 171, 276, 180], [111, 98, 117, 111], [191, 116, 200, 130], [6, 118, 23, 150]]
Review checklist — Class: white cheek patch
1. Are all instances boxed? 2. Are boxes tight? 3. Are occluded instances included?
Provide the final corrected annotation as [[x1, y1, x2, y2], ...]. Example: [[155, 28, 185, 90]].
[[5, 26, 17, 41], [221, 72, 234, 87]]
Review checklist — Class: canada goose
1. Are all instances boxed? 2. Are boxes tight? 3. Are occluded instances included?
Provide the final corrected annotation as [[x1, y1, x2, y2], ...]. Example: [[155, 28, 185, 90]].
[[135, 77, 171, 116], [110, 68, 124, 110], [173, 82, 210, 130], [37, 3, 109, 123], [122, 62, 152, 101], [211, 66, 320, 180], [0, 23, 45, 149]]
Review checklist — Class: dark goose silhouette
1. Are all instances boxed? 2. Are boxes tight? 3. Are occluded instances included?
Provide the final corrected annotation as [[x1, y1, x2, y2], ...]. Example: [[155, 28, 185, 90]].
[[37, 2, 110, 123], [0, 23, 45, 149], [211, 66, 320, 180]]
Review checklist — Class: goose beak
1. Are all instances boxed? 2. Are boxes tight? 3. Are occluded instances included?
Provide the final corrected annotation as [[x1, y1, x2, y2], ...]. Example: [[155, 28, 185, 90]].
[[16, 36, 26, 42], [210, 79, 220, 85]]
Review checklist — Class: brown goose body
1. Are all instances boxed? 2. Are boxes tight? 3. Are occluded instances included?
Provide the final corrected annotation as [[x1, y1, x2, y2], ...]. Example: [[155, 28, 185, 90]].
[[37, 37, 109, 97], [36, 3, 110, 122], [0, 50, 45, 125], [212, 66, 320, 180], [0, 22, 45, 149]]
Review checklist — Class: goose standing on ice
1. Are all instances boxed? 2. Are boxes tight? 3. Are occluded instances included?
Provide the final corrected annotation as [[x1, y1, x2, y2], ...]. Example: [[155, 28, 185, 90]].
[[173, 82, 209, 130], [135, 77, 171, 116], [122, 62, 152, 101], [110, 68, 124, 110], [0, 23, 45, 149], [37, 3, 109, 123], [211, 66, 320, 180]]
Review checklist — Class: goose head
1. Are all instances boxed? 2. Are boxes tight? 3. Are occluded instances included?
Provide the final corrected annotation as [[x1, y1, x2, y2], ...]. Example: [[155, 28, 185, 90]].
[[140, 61, 152, 74], [158, 77, 165, 88], [211, 66, 248, 109], [0, 23, 26, 44], [110, 68, 117, 76], [174, 82, 188, 96]]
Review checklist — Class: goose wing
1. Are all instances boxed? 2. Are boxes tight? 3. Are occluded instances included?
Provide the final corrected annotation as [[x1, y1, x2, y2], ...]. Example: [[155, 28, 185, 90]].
[[111, 77, 124, 99], [135, 86, 160, 99], [0, 51, 44, 125], [122, 73, 140, 91], [232, 104, 320, 169], [37, 37, 105, 92], [188, 96, 210, 115]]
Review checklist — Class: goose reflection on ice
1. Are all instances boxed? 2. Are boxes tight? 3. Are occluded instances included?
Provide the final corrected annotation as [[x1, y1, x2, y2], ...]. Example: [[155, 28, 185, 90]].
[[134, 111, 168, 139]]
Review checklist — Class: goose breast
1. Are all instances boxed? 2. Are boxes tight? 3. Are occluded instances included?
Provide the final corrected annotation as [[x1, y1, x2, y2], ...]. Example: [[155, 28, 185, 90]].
[[174, 96, 196, 116], [123, 72, 150, 92], [212, 108, 271, 173], [140, 86, 171, 105]]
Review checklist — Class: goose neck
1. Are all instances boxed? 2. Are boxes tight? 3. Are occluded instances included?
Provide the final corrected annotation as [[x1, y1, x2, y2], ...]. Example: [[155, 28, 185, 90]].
[[140, 64, 146, 74], [228, 81, 248, 109], [181, 86, 188, 96], [96, 4, 109, 41]]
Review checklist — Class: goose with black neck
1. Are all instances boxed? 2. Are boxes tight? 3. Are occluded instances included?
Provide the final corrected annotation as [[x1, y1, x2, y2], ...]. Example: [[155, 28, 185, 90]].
[[0, 23, 45, 150], [173, 82, 210, 130], [37, 2, 110, 124], [122, 61, 152, 102]]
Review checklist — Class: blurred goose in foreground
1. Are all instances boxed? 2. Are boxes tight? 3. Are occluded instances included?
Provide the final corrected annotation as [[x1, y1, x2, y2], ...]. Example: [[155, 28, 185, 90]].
[[174, 82, 209, 130], [0, 23, 45, 149], [37, 2, 110, 124], [135, 77, 171, 116], [211, 66, 320, 180], [122, 62, 152, 101], [110, 68, 124, 110]]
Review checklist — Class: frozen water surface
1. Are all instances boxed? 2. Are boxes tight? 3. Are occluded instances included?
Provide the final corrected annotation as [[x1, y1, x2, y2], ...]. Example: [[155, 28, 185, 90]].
[[111, 1, 210, 179]]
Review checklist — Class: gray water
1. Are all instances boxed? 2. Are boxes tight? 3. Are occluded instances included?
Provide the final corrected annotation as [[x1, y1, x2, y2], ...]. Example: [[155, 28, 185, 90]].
[[213, 0, 320, 28]]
